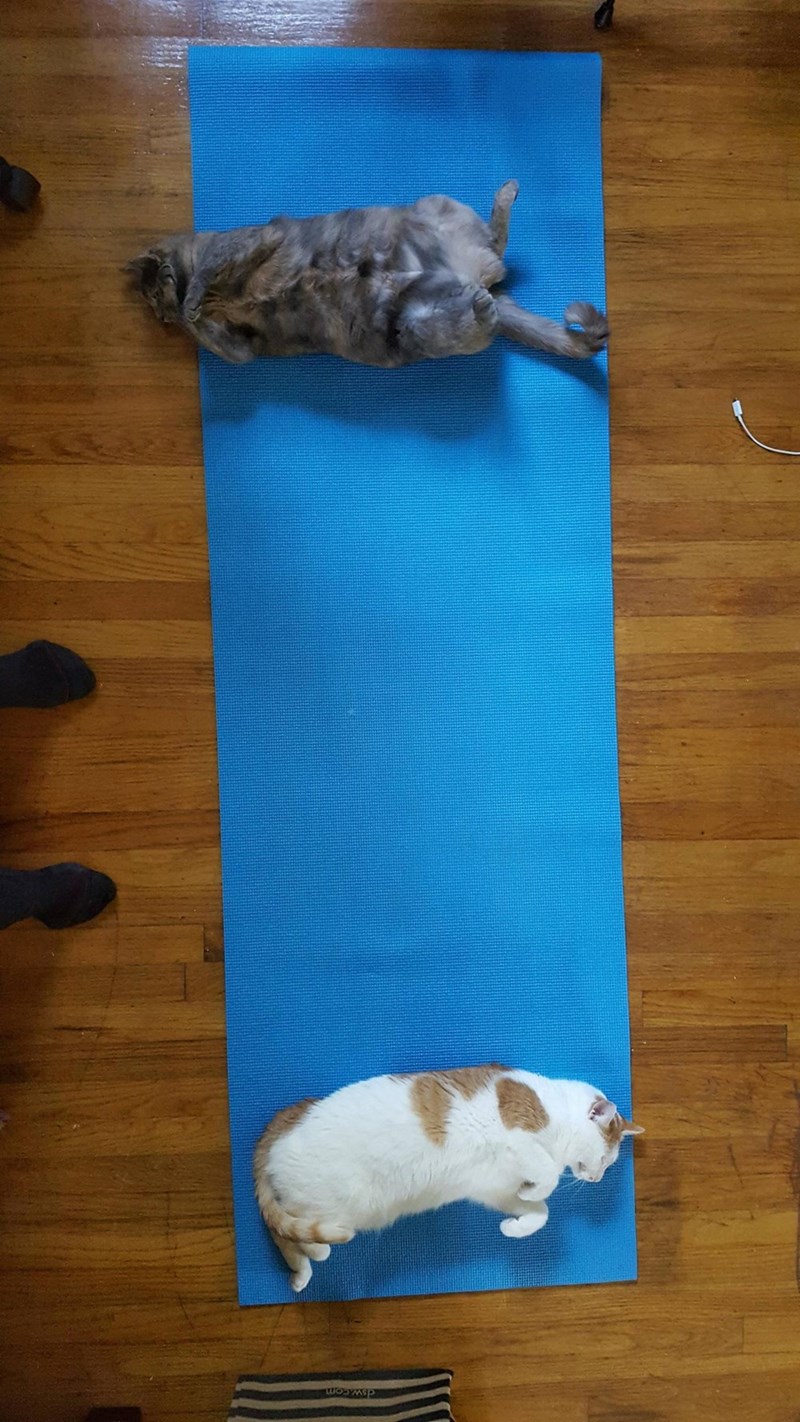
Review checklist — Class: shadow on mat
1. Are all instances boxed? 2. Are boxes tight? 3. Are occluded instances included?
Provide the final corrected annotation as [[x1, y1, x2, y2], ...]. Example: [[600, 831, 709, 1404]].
[[202, 343, 505, 440], [202, 337, 608, 439], [521, 345, 609, 400], [198, 342, 609, 440], [254, 1167, 626, 1301]]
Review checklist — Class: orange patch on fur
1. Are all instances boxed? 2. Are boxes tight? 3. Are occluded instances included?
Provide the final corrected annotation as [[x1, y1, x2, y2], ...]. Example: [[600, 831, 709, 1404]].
[[496, 1076, 549, 1133], [596, 1106, 640, 1147], [253, 1096, 344, 1248], [410, 1064, 506, 1145], [445, 1064, 507, 1099], [410, 1074, 452, 1146], [253, 1097, 318, 1180], [601, 1118, 621, 1147]]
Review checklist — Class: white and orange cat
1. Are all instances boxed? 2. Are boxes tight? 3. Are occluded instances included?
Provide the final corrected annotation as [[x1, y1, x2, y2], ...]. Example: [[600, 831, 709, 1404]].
[[254, 1064, 643, 1291]]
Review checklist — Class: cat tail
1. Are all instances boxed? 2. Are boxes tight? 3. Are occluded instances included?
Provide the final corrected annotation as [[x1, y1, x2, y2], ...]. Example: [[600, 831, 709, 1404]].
[[255, 1179, 353, 1246], [495, 296, 609, 359], [253, 1136, 353, 1246]]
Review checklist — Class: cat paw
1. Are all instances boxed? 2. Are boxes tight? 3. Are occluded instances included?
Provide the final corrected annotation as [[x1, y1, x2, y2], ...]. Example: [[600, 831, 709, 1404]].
[[517, 1180, 541, 1201], [290, 1259, 313, 1292], [500, 1217, 526, 1238], [563, 302, 609, 356], [497, 179, 520, 205], [473, 286, 494, 315], [472, 287, 497, 330], [500, 1208, 549, 1238], [304, 1242, 331, 1262]]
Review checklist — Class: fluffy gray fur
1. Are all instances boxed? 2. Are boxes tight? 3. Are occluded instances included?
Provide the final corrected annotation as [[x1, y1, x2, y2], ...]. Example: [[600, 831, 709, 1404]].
[[128, 181, 608, 368]]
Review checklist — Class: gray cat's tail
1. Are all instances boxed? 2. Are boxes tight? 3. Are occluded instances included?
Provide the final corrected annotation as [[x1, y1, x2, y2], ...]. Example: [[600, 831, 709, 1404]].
[[253, 1127, 353, 1246], [495, 296, 608, 359]]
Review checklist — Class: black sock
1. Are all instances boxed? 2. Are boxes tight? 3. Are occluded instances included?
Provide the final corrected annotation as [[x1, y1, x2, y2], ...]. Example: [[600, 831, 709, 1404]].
[[0, 641, 96, 709], [0, 864, 117, 930]]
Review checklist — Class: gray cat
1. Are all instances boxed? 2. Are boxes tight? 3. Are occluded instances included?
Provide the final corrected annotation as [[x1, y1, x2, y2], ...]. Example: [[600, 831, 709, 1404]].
[[128, 181, 608, 368]]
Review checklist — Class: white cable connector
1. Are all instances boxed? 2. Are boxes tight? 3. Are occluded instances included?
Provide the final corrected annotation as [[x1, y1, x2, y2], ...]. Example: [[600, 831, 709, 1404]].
[[731, 398, 800, 456]]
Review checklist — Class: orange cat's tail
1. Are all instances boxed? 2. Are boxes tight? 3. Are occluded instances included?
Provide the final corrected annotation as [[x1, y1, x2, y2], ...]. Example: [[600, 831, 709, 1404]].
[[253, 1124, 353, 1246]]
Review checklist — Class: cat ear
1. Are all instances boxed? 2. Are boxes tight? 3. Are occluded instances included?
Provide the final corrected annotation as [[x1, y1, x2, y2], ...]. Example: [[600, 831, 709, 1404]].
[[620, 1117, 645, 1137], [589, 1097, 617, 1127]]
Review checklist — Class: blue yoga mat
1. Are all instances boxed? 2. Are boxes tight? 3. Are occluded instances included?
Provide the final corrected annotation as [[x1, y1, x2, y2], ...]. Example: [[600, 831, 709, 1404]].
[[189, 46, 635, 1306]]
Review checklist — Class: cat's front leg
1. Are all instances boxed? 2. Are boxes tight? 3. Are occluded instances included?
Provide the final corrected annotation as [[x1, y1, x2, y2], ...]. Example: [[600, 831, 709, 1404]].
[[513, 1144, 561, 1202], [187, 316, 257, 364], [398, 276, 498, 360], [516, 1173, 558, 1204], [500, 1203, 549, 1238]]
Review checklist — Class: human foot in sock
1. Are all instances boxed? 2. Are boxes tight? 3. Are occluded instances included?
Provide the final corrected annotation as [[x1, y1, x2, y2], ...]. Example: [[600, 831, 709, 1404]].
[[0, 864, 117, 930], [0, 641, 96, 709], [36, 864, 117, 928]]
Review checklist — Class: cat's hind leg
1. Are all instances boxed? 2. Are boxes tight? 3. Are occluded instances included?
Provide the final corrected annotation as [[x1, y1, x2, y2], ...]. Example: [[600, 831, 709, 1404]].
[[270, 1231, 314, 1292], [495, 296, 609, 359], [489, 180, 519, 257], [302, 1241, 331, 1262], [500, 1202, 549, 1238]]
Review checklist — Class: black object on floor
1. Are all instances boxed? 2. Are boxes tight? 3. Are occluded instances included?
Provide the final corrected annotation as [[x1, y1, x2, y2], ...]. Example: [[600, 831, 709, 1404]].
[[0, 157, 41, 212], [84, 1411, 142, 1422], [0, 864, 117, 930], [0, 640, 96, 708], [594, 0, 615, 29]]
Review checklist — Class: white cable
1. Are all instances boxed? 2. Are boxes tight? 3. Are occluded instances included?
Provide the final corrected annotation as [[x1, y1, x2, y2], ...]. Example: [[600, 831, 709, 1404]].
[[732, 399, 800, 456]]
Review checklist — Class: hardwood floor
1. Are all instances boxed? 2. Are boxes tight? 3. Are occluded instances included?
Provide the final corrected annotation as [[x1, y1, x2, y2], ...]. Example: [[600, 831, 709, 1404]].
[[1, 1, 799, 1418]]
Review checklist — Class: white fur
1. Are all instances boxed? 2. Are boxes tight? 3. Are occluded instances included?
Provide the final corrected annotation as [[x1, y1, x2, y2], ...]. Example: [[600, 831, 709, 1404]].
[[255, 1069, 640, 1291]]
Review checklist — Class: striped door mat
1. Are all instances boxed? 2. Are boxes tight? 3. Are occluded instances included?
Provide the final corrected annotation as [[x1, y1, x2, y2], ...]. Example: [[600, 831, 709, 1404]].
[[228, 1371, 454, 1422]]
